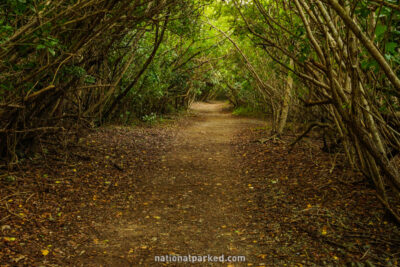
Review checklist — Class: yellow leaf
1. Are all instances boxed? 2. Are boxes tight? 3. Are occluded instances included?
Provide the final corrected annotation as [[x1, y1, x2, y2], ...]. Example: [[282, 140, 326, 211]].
[[4, 237, 16, 242], [307, 204, 312, 209], [41, 249, 49, 256], [153, 216, 161, 220], [321, 226, 327, 235], [73, 169, 77, 172], [333, 255, 339, 260]]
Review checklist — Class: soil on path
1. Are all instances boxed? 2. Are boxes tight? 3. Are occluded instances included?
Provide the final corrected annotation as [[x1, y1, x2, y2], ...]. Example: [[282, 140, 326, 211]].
[[77, 101, 267, 266], [1, 102, 399, 266]]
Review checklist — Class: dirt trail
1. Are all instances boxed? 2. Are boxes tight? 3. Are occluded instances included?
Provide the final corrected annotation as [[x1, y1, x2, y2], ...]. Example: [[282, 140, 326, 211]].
[[79, 102, 265, 266], [3, 101, 399, 266]]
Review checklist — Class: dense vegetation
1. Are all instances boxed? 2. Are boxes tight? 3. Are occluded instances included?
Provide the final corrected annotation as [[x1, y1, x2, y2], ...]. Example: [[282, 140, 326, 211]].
[[1, 0, 400, 221]]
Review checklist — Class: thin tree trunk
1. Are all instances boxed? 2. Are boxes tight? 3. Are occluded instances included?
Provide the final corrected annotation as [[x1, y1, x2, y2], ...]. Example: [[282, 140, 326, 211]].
[[102, 14, 169, 120], [277, 58, 293, 135]]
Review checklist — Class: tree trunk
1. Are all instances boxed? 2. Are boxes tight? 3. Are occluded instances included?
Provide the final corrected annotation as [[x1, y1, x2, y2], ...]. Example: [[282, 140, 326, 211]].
[[277, 58, 293, 135]]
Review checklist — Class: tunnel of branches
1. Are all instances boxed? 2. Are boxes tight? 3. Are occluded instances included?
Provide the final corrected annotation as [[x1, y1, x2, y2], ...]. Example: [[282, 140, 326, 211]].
[[1, 0, 400, 221]]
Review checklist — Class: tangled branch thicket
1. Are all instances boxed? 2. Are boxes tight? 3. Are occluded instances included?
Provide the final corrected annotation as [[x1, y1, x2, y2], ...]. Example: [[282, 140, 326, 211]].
[[0, 0, 204, 164], [1, 0, 400, 220], [230, 0, 400, 221]]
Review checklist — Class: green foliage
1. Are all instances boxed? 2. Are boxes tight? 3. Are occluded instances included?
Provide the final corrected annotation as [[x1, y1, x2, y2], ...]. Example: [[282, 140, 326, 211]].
[[64, 66, 86, 77], [232, 105, 267, 118], [232, 106, 255, 116], [141, 112, 158, 123]]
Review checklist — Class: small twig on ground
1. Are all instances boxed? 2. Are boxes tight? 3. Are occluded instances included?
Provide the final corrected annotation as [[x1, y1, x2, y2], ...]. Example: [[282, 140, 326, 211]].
[[25, 193, 36, 204], [110, 159, 124, 171], [253, 134, 285, 144], [289, 122, 332, 152], [360, 248, 370, 260], [5, 202, 24, 219], [329, 153, 340, 173], [0, 215, 10, 223]]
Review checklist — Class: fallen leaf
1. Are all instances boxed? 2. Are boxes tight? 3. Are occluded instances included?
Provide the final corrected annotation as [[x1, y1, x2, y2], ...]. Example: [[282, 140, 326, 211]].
[[11, 255, 25, 263], [321, 226, 327, 235]]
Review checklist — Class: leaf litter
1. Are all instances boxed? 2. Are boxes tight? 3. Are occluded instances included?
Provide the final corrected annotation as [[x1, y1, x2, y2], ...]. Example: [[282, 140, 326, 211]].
[[0, 102, 399, 266]]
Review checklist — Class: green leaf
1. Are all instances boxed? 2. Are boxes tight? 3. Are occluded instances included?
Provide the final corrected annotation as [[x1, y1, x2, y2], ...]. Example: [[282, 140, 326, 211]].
[[384, 54, 392, 61], [385, 42, 397, 54], [84, 75, 96, 84], [361, 58, 380, 72], [48, 48, 55, 56], [375, 25, 387, 39]]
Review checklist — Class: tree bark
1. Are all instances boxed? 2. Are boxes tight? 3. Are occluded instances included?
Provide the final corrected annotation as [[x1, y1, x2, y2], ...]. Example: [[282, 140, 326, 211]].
[[277, 58, 294, 135]]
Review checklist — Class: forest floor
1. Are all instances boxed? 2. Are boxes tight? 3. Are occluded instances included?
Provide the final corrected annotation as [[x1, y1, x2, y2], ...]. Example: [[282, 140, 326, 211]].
[[1, 101, 399, 266]]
